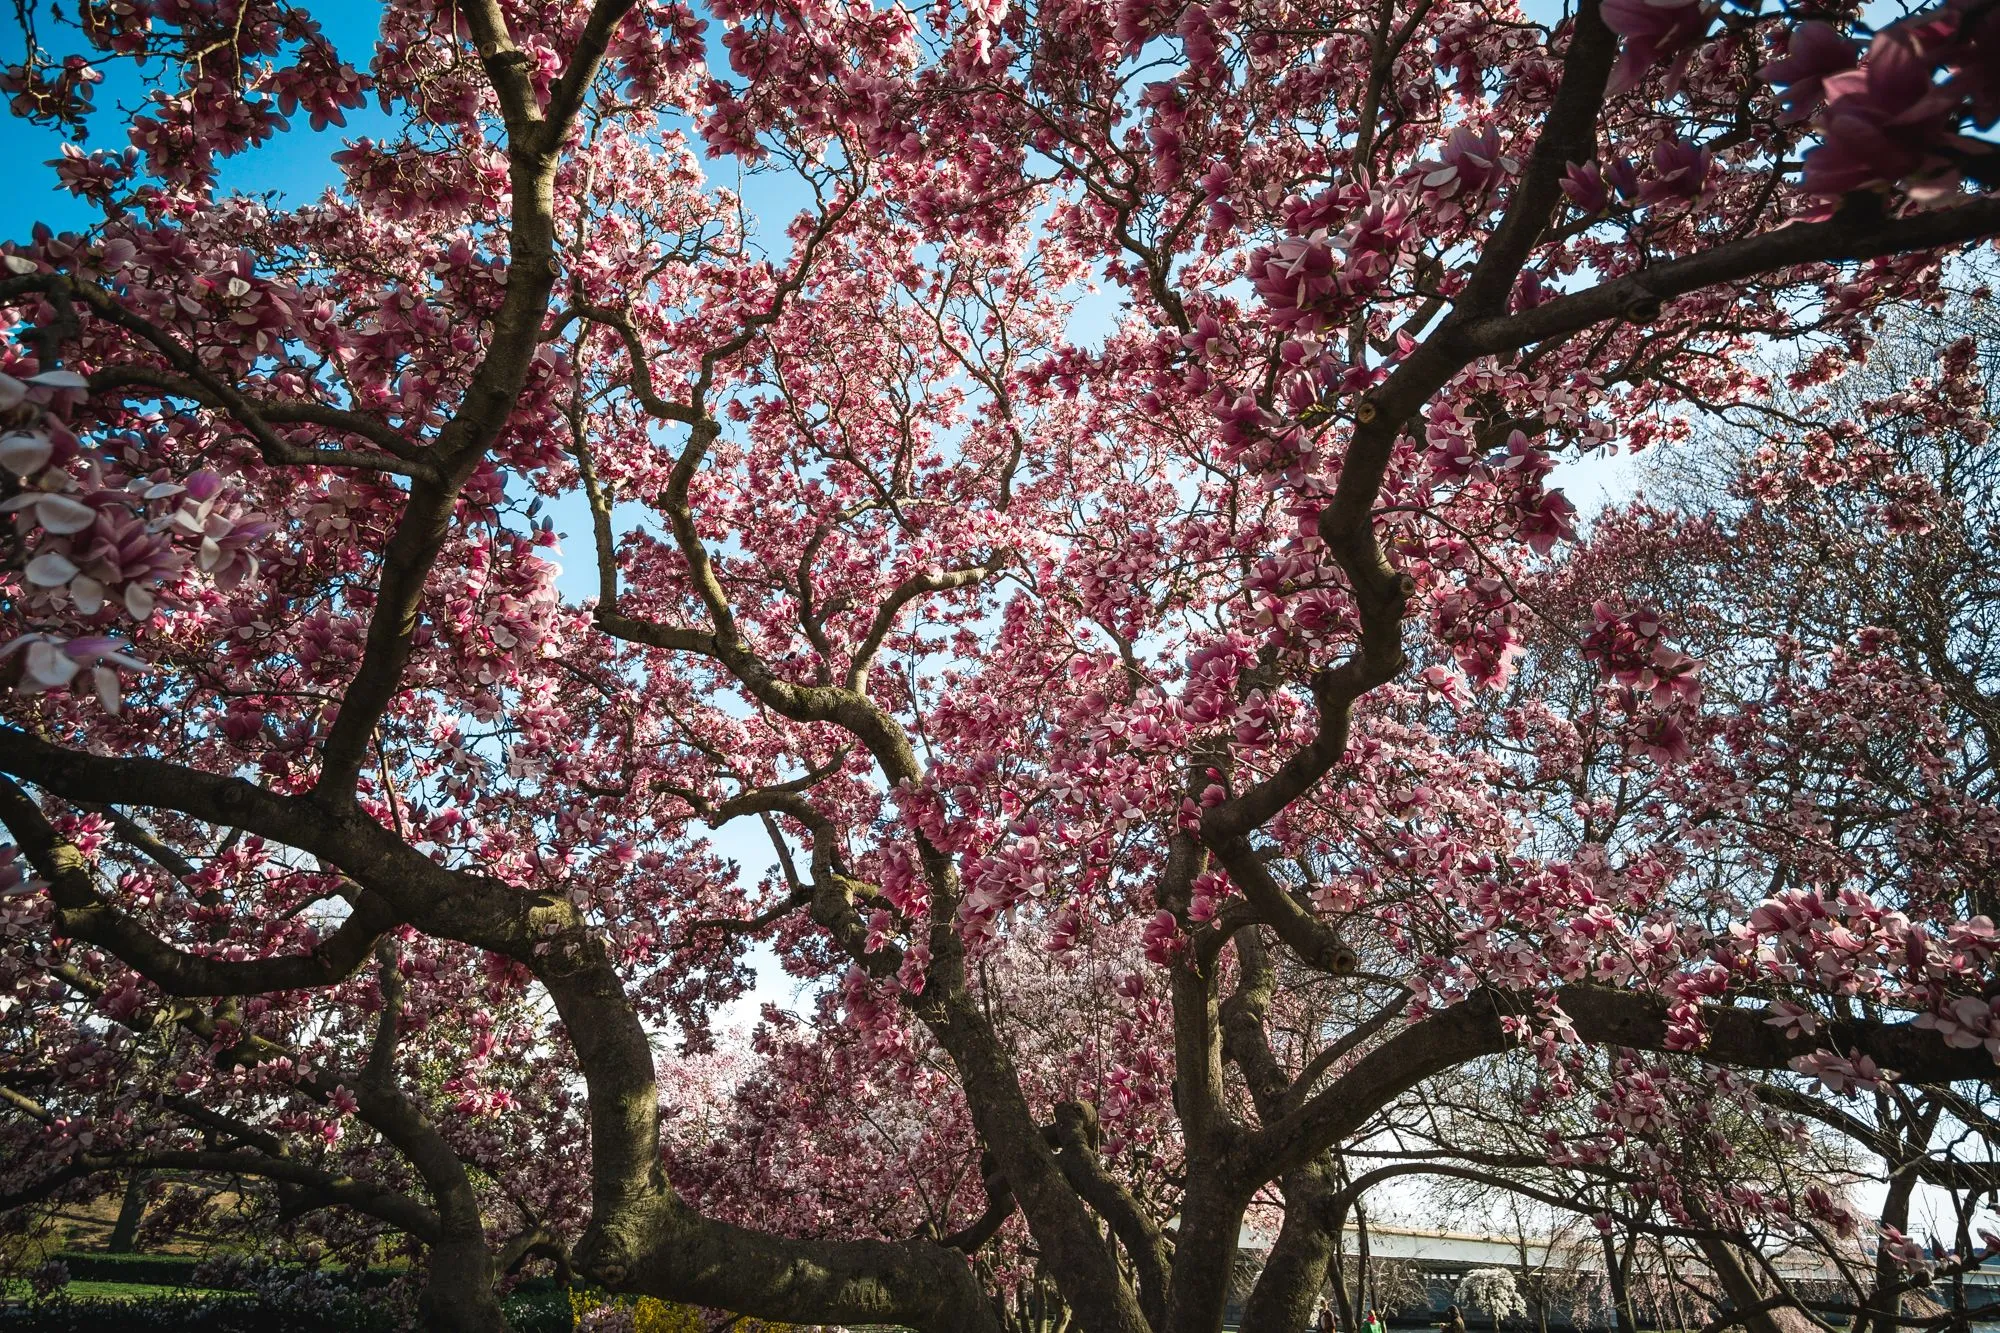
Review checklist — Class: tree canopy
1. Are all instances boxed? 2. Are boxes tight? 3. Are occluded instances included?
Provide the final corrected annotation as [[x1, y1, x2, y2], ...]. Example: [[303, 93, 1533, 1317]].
[[1, 1, 1999, 1331]]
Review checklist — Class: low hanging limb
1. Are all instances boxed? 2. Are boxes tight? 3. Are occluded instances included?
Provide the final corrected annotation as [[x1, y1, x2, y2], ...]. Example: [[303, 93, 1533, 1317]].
[[0, 775, 401, 998], [0, 1149, 438, 1233], [500, 1222, 574, 1285], [23, 945, 466, 1244]]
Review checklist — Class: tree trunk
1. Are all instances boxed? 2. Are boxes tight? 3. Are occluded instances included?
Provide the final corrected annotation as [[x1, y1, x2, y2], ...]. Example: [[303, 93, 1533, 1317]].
[[597, 1194, 1006, 1333], [1694, 1235, 1787, 1333], [1356, 1198, 1374, 1318], [1619, 1229, 1643, 1332], [1006, 1271, 1072, 1333], [106, 1172, 148, 1254], [1238, 1159, 1343, 1333], [1162, 1183, 1252, 1333], [1600, 1231, 1637, 1333], [1512, 1234, 1543, 1333], [921, 989, 1152, 1333], [1857, 1169, 1918, 1333], [1655, 1238, 1692, 1333], [1331, 1197, 1356, 1333], [418, 1235, 511, 1333]]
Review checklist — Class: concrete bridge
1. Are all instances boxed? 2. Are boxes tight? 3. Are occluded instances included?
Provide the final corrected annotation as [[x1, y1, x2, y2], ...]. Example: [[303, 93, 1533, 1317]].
[[1226, 1223, 2000, 1331]]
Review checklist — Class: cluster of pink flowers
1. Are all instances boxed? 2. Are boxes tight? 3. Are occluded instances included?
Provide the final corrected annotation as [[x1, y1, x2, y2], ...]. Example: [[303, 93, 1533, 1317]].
[[1603, 0, 1712, 95], [1581, 600, 1703, 764], [1247, 198, 1419, 335], [1764, 2, 2000, 199], [1560, 141, 1714, 214]]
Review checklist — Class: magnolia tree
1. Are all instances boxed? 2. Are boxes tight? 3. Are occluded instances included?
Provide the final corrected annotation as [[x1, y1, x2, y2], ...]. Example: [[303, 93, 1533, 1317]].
[[1566, 272, 2000, 1333], [2, 0, 2000, 1331]]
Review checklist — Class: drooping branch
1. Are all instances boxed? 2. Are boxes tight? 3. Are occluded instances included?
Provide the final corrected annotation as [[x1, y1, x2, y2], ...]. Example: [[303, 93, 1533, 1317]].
[[85, 364, 430, 468], [1247, 986, 2000, 1188], [0, 731, 1025, 1332], [0, 775, 401, 996], [1755, 1083, 2000, 1191], [0, 1149, 440, 1236], [82, 804, 202, 887], [9, 966, 442, 1240], [0, 274, 436, 480], [154, 1093, 285, 1156]]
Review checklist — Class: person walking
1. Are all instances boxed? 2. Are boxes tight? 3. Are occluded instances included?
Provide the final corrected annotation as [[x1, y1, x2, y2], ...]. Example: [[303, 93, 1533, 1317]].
[[1316, 1303, 1336, 1333], [1440, 1304, 1467, 1333], [1367, 1305, 1388, 1333]]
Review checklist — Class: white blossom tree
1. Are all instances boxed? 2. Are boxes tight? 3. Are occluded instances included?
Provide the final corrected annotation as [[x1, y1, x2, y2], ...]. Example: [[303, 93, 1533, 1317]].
[[1458, 1269, 1529, 1332]]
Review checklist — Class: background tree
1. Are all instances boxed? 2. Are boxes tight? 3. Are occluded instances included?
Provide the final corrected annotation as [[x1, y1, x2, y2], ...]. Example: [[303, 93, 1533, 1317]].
[[1458, 1268, 1529, 1331]]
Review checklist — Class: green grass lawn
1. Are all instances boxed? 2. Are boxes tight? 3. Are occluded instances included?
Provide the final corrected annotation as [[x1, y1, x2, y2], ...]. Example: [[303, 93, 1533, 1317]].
[[3, 1280, 228, 1302]]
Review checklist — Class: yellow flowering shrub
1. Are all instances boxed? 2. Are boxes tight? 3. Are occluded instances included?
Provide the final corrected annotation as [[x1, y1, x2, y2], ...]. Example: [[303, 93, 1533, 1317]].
[[566, 1286, 808, 1332]]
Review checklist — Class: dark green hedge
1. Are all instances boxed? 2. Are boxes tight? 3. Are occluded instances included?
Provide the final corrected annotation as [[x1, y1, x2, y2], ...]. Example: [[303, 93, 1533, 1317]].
[[0, 1293, 368, 1333], [44, 1252, 402, 1292], [0, 1272, 573, 1333]]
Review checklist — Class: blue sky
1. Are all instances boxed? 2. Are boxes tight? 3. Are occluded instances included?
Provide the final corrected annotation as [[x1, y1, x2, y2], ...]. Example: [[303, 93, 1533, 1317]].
[[0, 6, 393, 237]]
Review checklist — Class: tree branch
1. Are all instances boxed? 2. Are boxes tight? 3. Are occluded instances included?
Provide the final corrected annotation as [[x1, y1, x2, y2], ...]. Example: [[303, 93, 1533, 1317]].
[[1247, 986, 2000, 1187], [1459, 197, 2000, 359], [0, 775, 401, 996]]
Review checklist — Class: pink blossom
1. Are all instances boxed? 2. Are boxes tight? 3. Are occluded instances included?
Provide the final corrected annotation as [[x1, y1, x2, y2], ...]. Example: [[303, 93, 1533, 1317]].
[[1603, 0, 1711, 95], [1761, 22, 1860, 123], [1804, 23, 1969, 197]]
